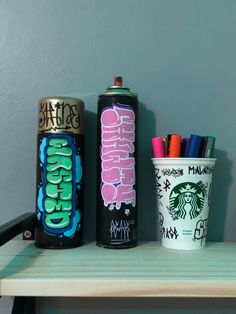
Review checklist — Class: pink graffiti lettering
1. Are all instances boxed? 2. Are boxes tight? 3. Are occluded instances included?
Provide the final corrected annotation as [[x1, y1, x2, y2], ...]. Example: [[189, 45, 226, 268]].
[[102, 168, 135, 185], [102, 168, 120, 184], [102, 139, 134, 153], [102, 124, 135, 141], [121, 168, 135, 185], [101, 184, 136, 209], [101, 105, 136, 209], [101, 106, 135, 126], [102, 150, 130, 161], [102, 157, 134, 170]]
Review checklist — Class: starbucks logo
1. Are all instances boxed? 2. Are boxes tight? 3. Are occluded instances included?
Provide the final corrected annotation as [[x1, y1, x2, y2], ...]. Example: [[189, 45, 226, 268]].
[[169, 182, 204, 220]]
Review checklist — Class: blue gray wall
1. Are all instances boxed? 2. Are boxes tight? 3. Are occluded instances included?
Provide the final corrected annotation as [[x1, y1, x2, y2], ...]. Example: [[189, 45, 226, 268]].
[[0, 0, 236, 313]]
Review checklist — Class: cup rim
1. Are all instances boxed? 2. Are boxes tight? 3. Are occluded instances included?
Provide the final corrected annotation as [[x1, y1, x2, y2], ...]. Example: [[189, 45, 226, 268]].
[[151, 158, 217, 161], [151, 157, 217, 166]]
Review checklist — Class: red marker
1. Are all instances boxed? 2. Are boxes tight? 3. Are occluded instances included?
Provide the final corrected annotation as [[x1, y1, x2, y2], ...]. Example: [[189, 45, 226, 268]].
[[168, 134, 182, 158], [152, 137, 165, 158]]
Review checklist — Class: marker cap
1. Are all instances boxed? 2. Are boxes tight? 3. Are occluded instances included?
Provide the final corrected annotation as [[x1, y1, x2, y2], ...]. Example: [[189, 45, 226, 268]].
[[152, 137, 165, 158], [181, 137, 190, 157], [204, 136, 216, 158], [168, 134, 182, 158], [186, 134, 202, 158]]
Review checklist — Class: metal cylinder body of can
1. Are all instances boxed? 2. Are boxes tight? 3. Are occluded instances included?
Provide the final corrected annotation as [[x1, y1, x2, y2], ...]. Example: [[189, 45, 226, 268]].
[[35, 97, 84, 249], [96, 77, 138, 248]]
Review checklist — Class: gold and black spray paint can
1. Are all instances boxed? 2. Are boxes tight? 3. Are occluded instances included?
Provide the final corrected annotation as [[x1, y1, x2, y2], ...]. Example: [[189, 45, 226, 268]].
[[35, 97, 84, 249], [96, 77, 138, 249]]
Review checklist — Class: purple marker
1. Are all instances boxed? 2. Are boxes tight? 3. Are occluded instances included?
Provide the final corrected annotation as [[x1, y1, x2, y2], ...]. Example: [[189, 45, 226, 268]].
[[181, 137, 190, 157]]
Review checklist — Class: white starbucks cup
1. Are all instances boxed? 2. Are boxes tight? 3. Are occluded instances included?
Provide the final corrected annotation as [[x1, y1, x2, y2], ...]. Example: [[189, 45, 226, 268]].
[[152, 158, 216, 250]]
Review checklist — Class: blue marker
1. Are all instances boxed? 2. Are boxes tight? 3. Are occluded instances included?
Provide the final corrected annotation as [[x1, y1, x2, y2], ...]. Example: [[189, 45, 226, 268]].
[[186, 134, 202, 158]]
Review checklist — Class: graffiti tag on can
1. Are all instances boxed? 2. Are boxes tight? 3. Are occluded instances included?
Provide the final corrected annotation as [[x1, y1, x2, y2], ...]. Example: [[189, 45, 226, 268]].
[[37, 135, 82, 237], [39, 102, 81, 131], [101, 104, 136, 209], [110, 219, 134, 244]]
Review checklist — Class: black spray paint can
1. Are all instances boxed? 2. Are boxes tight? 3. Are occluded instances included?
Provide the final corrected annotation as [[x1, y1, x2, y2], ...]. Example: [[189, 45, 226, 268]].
[[35, 97, 84, 249], [96, 77, 138, 249]]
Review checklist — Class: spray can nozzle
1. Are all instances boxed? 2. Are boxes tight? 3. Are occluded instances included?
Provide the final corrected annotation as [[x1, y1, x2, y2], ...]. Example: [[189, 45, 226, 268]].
[[114, 76, 123, 86]]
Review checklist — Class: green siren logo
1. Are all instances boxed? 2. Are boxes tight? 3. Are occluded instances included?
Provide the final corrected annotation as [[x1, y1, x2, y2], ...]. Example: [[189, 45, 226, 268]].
[[37, 135, 82, 237], [169, 182, 204, 220]]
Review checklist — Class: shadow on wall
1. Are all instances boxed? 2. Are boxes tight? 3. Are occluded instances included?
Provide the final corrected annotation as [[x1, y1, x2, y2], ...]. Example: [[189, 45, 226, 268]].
[[83, 110, 97, 241], [138, 102, 157, 241], [207, 149, 233, 241], [66, 92, 98, 242]]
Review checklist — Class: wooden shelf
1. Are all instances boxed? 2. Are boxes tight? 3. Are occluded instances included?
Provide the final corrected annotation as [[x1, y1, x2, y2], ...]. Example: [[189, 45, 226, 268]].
[[1, 241, 236, 298]]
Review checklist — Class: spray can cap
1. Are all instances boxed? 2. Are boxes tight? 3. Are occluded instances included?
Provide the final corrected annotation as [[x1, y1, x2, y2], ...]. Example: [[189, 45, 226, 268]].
[[100, 76, 137, 98]]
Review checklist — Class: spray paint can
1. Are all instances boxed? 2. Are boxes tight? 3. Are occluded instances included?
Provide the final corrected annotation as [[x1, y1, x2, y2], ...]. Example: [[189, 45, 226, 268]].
[[35, 97, 84, 249], [96, 77, 138, 248]]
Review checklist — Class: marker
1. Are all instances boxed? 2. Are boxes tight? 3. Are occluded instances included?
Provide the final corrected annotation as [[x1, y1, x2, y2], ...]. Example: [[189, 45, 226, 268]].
[[162, 137, 167, 156], [181, 137, 190, 157], [152, 137, 165, 158], [186, 134, 202, 158], [168, 134, 182, 158], [200, 136, 208, 157], [166, 134, 172, 156], [203, 136, 215, 158]]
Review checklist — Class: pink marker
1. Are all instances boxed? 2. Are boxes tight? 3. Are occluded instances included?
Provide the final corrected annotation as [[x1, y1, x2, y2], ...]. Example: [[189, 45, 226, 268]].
[[152, 137, 165, 158]]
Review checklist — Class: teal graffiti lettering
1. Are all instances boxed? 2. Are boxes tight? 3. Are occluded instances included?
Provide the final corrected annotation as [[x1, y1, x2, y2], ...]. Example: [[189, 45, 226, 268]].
[[44, 138, 73, 230]]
